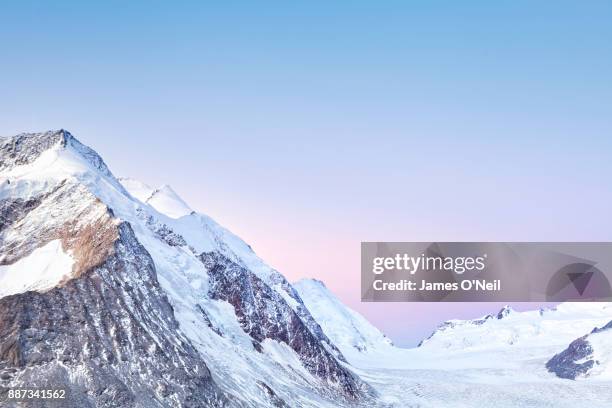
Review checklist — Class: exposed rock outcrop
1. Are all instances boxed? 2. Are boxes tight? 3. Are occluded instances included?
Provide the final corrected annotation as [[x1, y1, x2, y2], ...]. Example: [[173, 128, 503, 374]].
[[201, 252, 367, 400]]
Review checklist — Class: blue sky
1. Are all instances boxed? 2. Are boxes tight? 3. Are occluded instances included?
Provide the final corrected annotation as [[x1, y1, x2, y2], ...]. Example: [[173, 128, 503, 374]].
[[1, 1, 611, 345]]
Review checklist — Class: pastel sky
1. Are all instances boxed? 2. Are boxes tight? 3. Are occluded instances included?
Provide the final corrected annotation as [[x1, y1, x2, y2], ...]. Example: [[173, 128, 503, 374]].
[[1, 1, 611, 346]]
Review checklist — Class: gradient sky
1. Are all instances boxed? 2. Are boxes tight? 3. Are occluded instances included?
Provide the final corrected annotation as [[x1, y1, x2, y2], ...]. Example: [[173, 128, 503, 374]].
[[1, 1, 611, 346]]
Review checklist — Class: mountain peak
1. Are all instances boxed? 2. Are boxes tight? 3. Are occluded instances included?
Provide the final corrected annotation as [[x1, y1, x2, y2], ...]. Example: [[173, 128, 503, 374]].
[[497, 305, 514, 319], [1, 129, 68, 172], [1, 129, 113, 178], [146, 184, 193, 218], [117, 177, 154, 202], [118, 178, 193, 218], [2, 128, 72, 147], [0, 129, 129, 208]]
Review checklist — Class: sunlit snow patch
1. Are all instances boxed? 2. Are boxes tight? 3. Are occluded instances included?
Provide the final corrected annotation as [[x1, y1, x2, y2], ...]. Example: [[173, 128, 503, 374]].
[[117, 177, 155, 203], [146, 185, 192, 218], [0, 239, 74, 298]]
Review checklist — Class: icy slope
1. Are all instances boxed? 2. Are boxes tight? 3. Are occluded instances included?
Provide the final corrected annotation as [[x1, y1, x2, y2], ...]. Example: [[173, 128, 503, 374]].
[[294, 279, 392, 360]]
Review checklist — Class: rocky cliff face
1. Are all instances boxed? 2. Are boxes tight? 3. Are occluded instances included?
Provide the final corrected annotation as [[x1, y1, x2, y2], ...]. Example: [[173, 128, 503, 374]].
[[202, 252, 364, 399], [0, 225, 229, 407], [546, 336, 595, 380], [0, 130, 370, 407], [546, 319, 612, 380]]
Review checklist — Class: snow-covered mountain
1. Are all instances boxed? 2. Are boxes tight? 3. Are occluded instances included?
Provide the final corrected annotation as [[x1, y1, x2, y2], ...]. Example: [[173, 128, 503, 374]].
[[0, 130, 371, 407], [2, 130, 612, 407]]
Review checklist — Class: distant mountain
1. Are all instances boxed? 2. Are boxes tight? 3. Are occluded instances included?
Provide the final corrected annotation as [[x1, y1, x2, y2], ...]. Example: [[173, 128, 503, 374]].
[[417, 303, 612, 352]]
